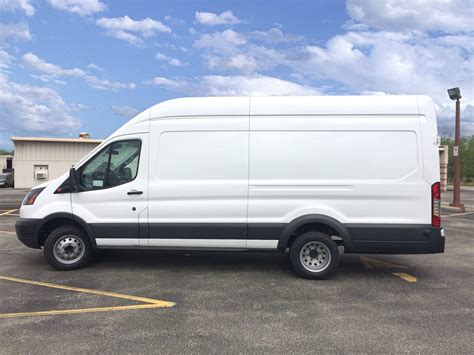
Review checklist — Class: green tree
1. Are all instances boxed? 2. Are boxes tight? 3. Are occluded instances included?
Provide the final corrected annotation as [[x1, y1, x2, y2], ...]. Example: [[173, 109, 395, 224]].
[[441, 136, 474, 184]]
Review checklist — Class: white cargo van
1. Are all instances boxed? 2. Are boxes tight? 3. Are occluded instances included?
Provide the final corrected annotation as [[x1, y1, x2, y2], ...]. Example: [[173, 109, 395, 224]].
[[16, 96, 444, 278]]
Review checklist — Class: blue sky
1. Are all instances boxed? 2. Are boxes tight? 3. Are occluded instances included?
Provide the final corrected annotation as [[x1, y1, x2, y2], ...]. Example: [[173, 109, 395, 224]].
[[1, 0, 473, 149]]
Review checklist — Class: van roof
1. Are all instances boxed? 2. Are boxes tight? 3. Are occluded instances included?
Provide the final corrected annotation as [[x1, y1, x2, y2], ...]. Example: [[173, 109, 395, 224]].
[[145, 95, 429, 120]]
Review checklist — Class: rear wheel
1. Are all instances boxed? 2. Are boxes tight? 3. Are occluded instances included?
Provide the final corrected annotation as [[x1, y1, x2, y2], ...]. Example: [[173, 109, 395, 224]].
[[290, 231, 339, 279], [44, 226, 91, 270]]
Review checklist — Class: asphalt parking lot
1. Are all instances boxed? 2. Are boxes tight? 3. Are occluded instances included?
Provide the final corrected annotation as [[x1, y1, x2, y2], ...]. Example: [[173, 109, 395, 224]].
[[0, 188, 473, 353]]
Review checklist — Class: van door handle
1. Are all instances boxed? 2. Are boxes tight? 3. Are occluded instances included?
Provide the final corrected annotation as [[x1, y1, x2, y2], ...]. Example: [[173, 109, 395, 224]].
[[127, 190, 143, 195]]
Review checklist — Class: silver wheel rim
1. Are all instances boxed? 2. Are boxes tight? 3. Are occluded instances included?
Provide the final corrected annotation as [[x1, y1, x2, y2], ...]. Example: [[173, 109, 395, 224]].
[[300, 241, 331, 272], [53, 235, 85, 264]]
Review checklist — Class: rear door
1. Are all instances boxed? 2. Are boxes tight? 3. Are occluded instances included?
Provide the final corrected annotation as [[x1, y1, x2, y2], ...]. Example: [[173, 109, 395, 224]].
[[71, 134, 148, 247]]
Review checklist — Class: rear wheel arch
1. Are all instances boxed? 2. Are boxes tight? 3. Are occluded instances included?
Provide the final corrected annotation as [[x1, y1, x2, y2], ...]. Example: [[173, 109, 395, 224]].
[[278, 214, 352, 250], [36, 213, 95, 247]]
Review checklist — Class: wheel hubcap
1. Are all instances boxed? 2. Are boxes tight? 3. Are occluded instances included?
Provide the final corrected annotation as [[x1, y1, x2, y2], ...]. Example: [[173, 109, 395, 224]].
[[300, 241, 331, 272], [53, 235, 85, 264]]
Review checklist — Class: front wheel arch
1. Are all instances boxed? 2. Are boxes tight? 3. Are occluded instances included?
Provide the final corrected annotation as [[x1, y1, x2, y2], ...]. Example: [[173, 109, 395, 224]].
[[36, 213, 96, 247]]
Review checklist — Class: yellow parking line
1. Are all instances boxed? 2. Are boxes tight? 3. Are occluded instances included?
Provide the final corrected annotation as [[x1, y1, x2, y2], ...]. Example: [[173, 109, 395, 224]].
[[392, 272, 417, 283], [0, 304, 164, 319], [0, 209, 18, 216], [0, 276, 174, 306], [0, 275, 175, 319], [442, 211, 474, 218], [360, 256, 407, 270]]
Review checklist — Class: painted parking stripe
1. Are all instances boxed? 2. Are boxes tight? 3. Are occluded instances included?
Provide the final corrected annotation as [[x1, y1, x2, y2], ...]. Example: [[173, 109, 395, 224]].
[[0, 304, 165, 319], [442, 211, 474, 218], [0, 209, 18, 216], [0, 275, 174, 319], [360, 256, 407, 270], [392, 272, 417, 283], [360, 257, 418, 282]]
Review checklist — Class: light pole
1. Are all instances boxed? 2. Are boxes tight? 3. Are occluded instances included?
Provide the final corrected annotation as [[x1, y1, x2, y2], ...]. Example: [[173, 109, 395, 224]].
[[447, 87, 465, 212]]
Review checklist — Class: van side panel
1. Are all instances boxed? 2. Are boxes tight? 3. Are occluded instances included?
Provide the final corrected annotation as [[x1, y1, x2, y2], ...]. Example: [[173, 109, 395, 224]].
[[147, 111, 250, 248], [248, 114, 427, 226], [247, 105, 443, 252]]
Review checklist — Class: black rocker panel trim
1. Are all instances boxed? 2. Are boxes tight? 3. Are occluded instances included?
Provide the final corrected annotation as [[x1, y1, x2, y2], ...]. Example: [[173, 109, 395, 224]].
[[90, 223, 139, 239], [89, 223, 284, 240], [81, 221, 445, 254]]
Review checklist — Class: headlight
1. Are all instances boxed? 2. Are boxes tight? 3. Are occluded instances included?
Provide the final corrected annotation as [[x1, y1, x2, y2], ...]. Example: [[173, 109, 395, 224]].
[[22, 188, 45, 205]]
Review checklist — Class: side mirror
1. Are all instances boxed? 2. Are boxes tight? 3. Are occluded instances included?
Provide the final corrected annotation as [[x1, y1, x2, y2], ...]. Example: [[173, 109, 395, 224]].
[[69, 168, 78, 192]]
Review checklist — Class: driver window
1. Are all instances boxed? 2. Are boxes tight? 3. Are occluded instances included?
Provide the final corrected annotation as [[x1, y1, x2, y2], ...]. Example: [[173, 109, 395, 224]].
[[80, 140, 141, 190]]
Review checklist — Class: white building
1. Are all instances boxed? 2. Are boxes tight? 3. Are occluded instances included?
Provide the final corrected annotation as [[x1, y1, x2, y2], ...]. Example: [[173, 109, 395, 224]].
[[11, 136, 102, 188]]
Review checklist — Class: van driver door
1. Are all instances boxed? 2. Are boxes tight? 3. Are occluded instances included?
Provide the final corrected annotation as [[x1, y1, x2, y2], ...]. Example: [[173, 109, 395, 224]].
[[71, 134, 149, 247]]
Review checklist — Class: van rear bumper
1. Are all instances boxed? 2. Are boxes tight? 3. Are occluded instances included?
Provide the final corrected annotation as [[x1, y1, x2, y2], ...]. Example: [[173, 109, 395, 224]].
[[344, 225, 445, 254], [15, 218, 41, 249]]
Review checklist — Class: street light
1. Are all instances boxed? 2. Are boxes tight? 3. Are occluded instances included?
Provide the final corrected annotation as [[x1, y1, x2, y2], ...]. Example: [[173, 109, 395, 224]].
[[447, 87, 461, 100], [447, 87, 465, 212]]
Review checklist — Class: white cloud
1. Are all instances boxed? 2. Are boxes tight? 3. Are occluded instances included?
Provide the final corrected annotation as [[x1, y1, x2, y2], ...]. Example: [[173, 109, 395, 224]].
[[145, 74, 320, 96], [47, 0, 106, 17], [22, 52, 136, 91], [0, 0, 35, 16], [346, 0, 474, 33], [204, 54, 258, 74], [112, 105, 139, 119], [194, 29, 287, 74], [0, 73, 81, 140], [30, 74, 67, 85], [155, 52, 184, 67], [194, 29, 246, 51], [144, 76, 184, 89], [96, 16, 171, 45], [200, 75, 320, 96], [87, 63, 105, 72], [0, 22, 32, 42], [195, 10, 240, 26], [163, 16, 185, 26], [84, 76, 136, 91], [22, 52, 86, 77], [293, 31, 473, 100], [0, 50, 13, 69], [252, 27, 303, 43]]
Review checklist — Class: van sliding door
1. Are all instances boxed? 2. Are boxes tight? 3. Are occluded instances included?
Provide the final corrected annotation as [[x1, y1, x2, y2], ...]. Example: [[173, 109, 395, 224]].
[[147, 99, 250, 248]]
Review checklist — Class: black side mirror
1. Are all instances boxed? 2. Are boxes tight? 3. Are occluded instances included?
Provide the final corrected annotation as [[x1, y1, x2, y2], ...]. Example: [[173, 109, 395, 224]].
[[69, 168, 78, 192]]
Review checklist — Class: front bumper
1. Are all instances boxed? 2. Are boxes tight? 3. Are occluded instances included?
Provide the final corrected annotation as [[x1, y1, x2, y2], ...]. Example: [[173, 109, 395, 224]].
[[15, 218, 41, 249]]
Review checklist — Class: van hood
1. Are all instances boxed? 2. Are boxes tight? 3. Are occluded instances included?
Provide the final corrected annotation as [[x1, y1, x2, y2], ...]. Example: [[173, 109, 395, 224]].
[[31, 173, 68, 190], [33, 180, 51, 189]]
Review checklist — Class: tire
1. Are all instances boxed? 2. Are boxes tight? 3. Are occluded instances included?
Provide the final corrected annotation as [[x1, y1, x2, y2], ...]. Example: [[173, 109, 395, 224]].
[[289, 231, 340, 279], [43, 225, 91, 270]]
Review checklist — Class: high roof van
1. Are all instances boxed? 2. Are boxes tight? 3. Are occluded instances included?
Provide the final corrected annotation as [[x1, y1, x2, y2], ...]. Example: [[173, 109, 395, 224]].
[[16, 96, 444, 279]]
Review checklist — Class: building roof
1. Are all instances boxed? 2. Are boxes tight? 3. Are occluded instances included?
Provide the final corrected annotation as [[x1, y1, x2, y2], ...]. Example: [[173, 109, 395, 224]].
[[11, 137, 103, 144]]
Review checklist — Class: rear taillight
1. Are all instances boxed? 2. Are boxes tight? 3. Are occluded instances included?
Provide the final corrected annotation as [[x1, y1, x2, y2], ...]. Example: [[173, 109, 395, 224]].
[[432, 182, 441, 227]]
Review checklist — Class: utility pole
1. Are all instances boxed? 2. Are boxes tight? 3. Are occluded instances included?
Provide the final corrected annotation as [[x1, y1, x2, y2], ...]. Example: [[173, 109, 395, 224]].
[[447, 87, 465, 212]]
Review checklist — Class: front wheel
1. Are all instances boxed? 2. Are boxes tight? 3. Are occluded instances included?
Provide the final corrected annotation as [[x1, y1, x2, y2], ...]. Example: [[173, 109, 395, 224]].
[[290, 231, 340, 279], [44, 226, 91, 270]]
